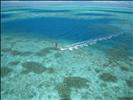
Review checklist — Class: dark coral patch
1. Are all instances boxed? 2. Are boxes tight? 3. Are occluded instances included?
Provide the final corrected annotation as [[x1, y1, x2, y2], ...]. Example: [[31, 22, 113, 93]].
[[99, 73, 117, 82], [56, 77, 89, 100], [46, 67, 55, 73], [54, 52, 62, 58], [120, 66, 130, 71], [20, 51, 33, 56], [10, 50, 22, 56], [1, 67, 12, 77], [21, 61, 55, 74], [1, 48, 12, 52], [21, 62, 46, 74], [8, 61, 20, 66], [118, 96, 133, 100], [126, 79, 133, 88], [56, 83, 71, 100], [63, 77, 89, 89], [36, 47, 58, 56], [1, 47, 33, 56], [10, 50, 33, 56]]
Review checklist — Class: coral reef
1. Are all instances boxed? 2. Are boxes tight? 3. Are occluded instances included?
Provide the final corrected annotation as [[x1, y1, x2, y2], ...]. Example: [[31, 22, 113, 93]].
[[118, 96, 133, 100], [126, 79, 133, 88], [1, 67, 12, 77], [63, 77, 89, 89], [21, 61, 54, 74], [10, 50, 33, 56], [99, 72, 117, 82], [54, 52, 62, 58], [1, 47, 33, 56], [46, 67, 55, 73], [108, 46, 131, 61], [10, 50, 22, 56], [21, 62, 47, 74], [36, 47, 58, 56], [56, 77, 89, 100], [119, 66, 130, 71], [19, 51, 33, 56], [56, 83, 71, 100], [8, 61, 20, 66], [105, 34, 133, 67], [1, 48, 12, 52]]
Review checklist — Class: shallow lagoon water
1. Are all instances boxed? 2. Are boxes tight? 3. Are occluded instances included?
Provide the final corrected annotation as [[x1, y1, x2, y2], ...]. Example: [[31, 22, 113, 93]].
[[1, 2, 133, 100]]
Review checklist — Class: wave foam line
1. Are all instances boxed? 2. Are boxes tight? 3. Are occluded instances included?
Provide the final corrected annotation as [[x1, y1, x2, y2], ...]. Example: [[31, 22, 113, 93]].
[[60, 32, 124, 51]]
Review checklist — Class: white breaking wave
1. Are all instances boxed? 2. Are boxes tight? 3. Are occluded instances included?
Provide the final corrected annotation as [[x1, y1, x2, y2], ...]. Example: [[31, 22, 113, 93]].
[[59, 32, 124, 51]]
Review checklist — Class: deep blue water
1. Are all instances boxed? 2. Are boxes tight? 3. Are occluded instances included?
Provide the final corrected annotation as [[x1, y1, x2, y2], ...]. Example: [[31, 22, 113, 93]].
[[1, 8, 31, 13], [1, 17, 123, 42], [91, 9, 133, 14], [1, 13, 13, 18], [76, 13, 112, 16], [2, 8, 71, 13], [28, 9, 71, 13]]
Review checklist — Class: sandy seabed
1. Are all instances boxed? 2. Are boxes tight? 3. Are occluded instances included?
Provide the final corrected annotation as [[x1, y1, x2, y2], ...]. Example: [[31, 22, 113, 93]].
[[1, 34, 133, 100]]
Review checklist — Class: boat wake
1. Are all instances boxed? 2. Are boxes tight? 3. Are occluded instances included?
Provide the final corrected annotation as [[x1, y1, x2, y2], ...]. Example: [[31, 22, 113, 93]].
[[59, 32, 124, 51]]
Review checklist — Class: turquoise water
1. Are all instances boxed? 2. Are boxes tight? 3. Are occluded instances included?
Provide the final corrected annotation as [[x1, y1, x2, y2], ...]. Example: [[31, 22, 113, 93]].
[[1, 2, 133, 100]]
